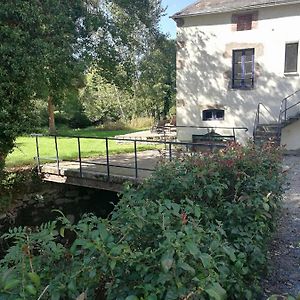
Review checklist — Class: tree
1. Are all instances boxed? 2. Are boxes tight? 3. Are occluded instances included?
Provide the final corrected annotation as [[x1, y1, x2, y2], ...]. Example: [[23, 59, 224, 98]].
[[0, 0, 164, 171], [137, 35, 176, 120]]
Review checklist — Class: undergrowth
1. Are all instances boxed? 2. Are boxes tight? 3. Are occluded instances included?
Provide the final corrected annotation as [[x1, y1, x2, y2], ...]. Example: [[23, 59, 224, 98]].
[[0, 142, 284, 299]]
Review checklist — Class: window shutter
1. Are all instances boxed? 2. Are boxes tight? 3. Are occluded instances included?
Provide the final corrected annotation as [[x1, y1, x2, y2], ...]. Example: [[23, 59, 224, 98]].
[[237, 14, 252, 31]]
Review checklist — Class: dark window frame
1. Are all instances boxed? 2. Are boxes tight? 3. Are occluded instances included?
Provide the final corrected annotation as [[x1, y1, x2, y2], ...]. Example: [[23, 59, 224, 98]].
[[232, 48, 255, 90], [284, 42, 299, 74], [202, 109, 225, 121]]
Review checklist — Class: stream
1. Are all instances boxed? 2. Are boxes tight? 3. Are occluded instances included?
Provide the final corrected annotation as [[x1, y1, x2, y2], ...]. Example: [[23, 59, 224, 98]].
[[0, 183, 120, 257]]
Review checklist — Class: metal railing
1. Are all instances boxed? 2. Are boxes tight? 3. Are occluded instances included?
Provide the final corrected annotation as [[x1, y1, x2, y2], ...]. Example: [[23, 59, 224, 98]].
[[253, 103, 280, 139], [31, 128, 247, 182], [278, 89, 300, 124]]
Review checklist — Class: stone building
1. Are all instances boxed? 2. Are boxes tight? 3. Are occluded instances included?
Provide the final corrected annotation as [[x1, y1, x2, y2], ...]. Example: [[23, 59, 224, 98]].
[[172, 0, 300, 150]]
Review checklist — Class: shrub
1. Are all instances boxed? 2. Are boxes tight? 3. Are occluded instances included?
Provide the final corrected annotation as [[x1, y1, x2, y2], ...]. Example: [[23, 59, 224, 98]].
[[0, 142, 284, 299], [68, 111, 92, 129]]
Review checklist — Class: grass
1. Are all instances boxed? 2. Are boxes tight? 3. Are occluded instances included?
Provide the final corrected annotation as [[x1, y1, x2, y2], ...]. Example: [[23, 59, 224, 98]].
[[6, 127, 154, 168]]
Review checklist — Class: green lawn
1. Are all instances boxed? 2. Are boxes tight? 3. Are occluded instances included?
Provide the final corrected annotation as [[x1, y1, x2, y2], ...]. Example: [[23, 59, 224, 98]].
[[6, 128, 152, 168]]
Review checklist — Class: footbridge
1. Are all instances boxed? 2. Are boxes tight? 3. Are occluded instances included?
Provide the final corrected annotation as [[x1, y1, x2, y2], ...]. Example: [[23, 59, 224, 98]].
[[32, 127, 247, 192]]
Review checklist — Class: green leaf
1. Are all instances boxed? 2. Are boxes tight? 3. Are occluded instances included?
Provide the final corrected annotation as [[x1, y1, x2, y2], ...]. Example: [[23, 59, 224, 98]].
[[186, 241, 199, 257], [194, 206, 201, 218], [206, 283, 227, 300], [207, 189, 213, 199], [98, 223, 109, 241], [147, 295, 158, 300], [28, 272, 41, 288], [178, 262, 195, 275], [223, 246, 236, 262], [263, 202, 270, 211], [199, 253, 212, 269], [110, 259, 117, 271], [59, 227, 65, 238], [161, 252, 174, 273], [25, 284, 37, 295], [125, 296, 139, 300], [4, 279, 20, 291]]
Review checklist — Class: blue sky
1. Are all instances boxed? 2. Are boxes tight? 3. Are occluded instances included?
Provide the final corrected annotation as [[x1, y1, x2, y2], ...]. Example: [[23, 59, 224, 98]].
[[160, 0, 195, 38]]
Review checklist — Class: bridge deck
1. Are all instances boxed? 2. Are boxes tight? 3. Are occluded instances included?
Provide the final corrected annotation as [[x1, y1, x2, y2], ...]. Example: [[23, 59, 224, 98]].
[[41, 150, 161, 192]]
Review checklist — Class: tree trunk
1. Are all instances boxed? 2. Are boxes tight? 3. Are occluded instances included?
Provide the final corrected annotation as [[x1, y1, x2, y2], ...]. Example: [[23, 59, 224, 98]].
[[0, 154, 6, 173], [48, 95, 56, 134]]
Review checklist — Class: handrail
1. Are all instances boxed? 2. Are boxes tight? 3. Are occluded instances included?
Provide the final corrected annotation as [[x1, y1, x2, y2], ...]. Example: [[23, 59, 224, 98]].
[[254, 89, 300, 143], [253, 103, 279, 139], [278, 89, 300, 124], [31, 132, 246, 182]]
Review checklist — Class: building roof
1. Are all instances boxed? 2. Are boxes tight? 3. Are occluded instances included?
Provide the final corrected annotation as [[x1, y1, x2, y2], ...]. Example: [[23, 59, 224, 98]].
[[172, 0, 300, 18]]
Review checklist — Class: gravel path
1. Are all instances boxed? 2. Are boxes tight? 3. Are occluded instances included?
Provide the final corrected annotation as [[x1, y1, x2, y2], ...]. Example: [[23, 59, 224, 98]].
[[262, 155, 300, 298]]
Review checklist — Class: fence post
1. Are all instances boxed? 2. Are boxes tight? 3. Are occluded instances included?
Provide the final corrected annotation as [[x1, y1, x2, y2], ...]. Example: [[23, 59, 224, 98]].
[[105, 138, 110, 180], [77, 137, 82, 178], [134, 140, 138, 179], [169, 143, 172, 161], [35, 135, 41, 173], [54, 136, 60, 175]]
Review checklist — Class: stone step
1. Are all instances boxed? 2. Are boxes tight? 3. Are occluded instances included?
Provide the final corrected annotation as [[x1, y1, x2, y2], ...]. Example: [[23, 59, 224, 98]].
[[255, 133, 279, 138]]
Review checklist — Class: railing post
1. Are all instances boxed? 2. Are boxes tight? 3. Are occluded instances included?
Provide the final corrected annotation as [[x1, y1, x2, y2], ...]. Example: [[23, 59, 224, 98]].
[[134, 140, 138, 179], [54, 135, 60, 175], [77, 137, 82, 178], [257, 104, 260, 125], [233, 128, 236, 142], [169, 143, 172, 161], [105, 138, 110, 180], [284, 99, 287, 122], [35, 135, 41, 173]]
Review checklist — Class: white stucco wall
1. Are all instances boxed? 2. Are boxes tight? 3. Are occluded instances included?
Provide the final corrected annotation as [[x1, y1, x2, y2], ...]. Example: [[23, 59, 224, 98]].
[[176, 4, 300, 143], [281, 119, 300, 150]]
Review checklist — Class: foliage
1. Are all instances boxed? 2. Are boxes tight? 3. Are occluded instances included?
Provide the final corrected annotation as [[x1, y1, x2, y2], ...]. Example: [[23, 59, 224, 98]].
[[136, 36, 176, 119], [80, 34, 176, 125], [0, 142, 284, 299], [80, 71, 137, 123], [0, 0, 95, 168], [0, 0, 165, 170], [0, 169, 40, 213]]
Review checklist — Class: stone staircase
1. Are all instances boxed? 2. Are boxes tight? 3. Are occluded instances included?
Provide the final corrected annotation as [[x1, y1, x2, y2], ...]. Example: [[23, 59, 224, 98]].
[[254, 123, 281, 146], [253, 91, 300, 146]]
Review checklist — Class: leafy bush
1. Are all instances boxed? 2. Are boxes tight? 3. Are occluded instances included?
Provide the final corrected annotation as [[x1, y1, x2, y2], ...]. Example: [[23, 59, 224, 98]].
[[68, 111, 92, 129], [0, 169, 40, 213], [0, 142, 284, 299]]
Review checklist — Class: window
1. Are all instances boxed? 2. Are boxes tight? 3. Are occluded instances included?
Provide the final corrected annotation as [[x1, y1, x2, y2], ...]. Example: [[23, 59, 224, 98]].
[[284, 42, 299, 74], [237, 14, 253, 31], [203, 109, 224, 121], [232, 49, 255, 89]]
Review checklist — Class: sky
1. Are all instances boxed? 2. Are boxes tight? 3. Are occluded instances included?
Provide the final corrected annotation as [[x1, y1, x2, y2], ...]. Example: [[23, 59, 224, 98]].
[[160, 0, 195, 38]]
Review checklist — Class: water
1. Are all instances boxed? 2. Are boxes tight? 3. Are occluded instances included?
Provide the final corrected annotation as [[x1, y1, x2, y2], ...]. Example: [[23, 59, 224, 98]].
[[0, 183, 120, 257]]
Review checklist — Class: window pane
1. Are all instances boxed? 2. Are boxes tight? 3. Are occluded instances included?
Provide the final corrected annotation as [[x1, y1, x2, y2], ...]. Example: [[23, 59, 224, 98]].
[[233, 79, 243, 88], [245, 61, 253, 73], [244, 79, 253, 87], [233, 51, 243, 63], [232, 48, 254, 89], [234, 63, 242, 75], [245, 49, 254, 58], [285, 43, 298, 73], [203, 109, 224, 121], [216, 110, 224, 120]]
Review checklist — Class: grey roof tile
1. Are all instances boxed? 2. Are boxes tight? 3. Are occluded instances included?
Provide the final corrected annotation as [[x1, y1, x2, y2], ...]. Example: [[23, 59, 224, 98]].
[[172, 0, 300, 18]]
